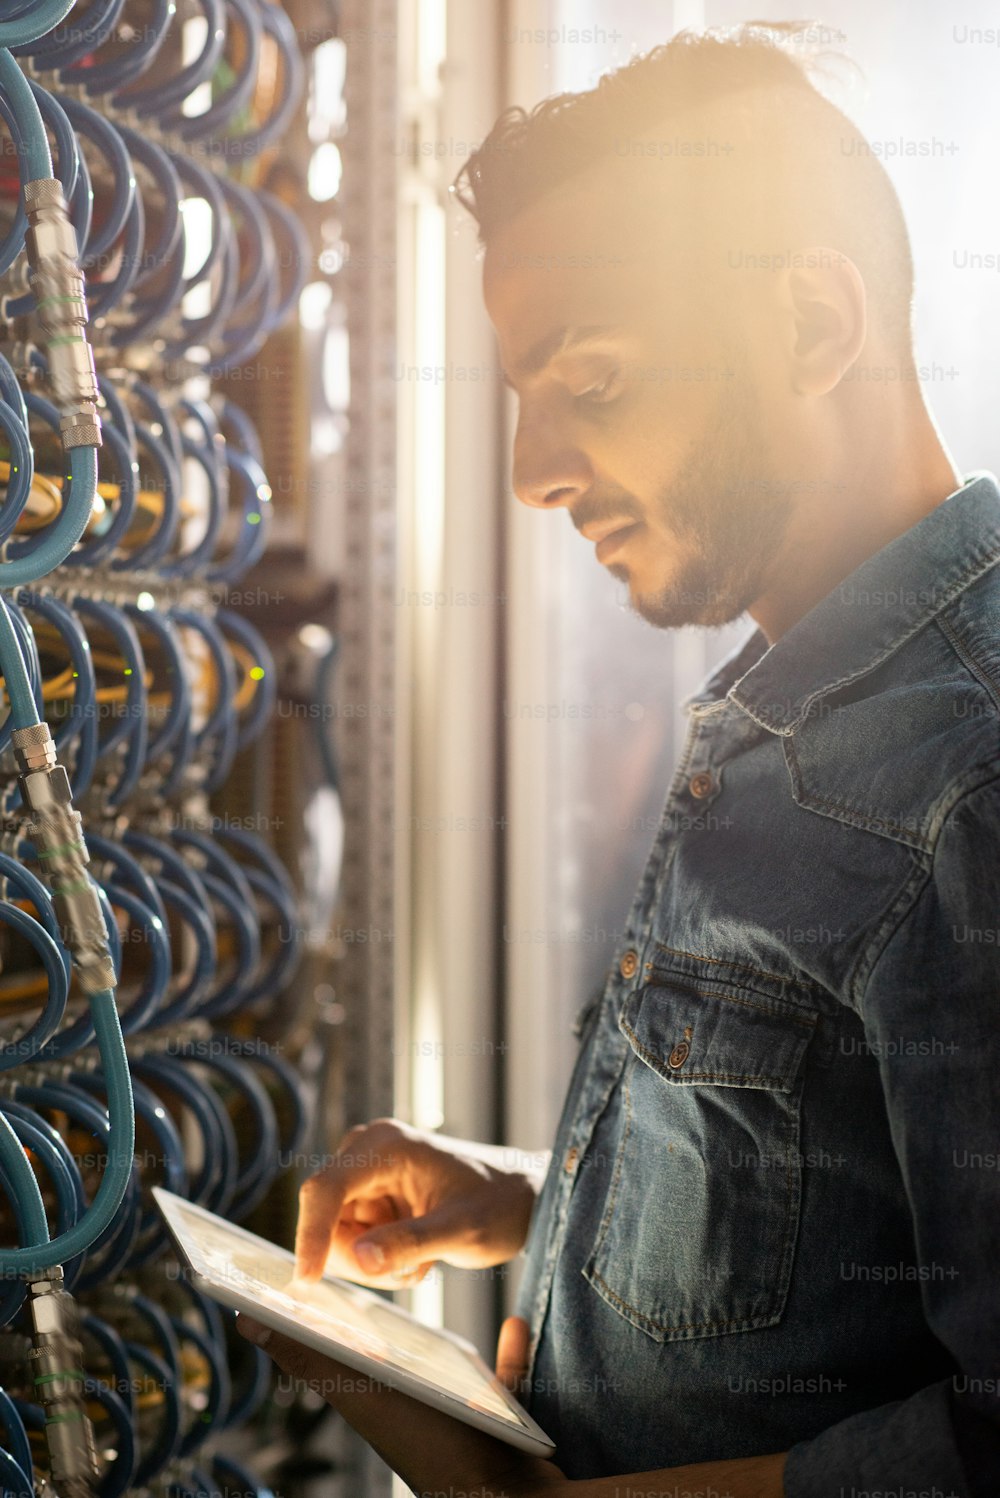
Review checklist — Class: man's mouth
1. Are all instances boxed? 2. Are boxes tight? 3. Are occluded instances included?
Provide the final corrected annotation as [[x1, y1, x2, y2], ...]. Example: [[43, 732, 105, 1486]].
[[590, 521, 642, 564]]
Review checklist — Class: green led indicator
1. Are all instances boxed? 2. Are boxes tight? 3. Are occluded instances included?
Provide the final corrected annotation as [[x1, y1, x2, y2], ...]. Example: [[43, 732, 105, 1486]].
[[249, 666, 264, 681]]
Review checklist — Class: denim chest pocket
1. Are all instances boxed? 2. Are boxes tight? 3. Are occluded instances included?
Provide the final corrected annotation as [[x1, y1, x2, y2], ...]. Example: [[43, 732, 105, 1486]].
[[582, 976, 818, 1343]]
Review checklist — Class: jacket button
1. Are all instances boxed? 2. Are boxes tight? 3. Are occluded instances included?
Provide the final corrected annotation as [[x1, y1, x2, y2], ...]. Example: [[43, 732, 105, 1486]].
[[563, 1146, 579, 1173], [668, 1041, 690, 1068], [619, 950, 638, 979], [688, 771, 714, 799]]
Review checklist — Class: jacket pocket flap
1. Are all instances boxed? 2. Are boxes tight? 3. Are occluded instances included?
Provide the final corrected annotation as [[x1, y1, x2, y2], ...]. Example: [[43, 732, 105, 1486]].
[[619, 979, 816, 1092]]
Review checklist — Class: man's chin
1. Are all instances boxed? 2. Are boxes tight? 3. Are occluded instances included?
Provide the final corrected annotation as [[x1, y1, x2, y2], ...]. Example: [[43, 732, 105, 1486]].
[[611, 568, 741, 630]]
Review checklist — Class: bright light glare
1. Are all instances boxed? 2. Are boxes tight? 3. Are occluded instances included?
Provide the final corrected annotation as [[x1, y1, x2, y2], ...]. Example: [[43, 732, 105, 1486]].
[[308, 142, 343, 202], [299, 281, 333, 332]]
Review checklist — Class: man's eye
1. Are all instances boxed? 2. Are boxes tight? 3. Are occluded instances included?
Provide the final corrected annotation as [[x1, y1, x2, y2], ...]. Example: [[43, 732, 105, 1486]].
[[576, 370, 622, 405]]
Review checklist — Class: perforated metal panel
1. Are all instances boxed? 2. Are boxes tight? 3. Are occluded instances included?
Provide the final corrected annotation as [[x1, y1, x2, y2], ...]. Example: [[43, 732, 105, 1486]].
[[337, 4, 401, 1491]]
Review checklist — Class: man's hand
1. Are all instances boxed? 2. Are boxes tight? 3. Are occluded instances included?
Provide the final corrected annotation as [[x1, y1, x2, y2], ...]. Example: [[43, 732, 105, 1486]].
[[236, 1311, 786, 1496], [235, 1311, 566, 1496], [294, 1118, 545, 1290]]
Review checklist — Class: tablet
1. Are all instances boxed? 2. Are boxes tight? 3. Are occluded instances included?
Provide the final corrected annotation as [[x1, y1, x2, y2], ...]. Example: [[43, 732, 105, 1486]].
[[153, 1188, 555, 1457]]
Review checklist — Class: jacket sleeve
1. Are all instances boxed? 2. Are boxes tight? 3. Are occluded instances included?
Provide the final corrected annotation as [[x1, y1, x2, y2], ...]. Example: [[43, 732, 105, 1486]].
[[783, 776, 1000, 1498]]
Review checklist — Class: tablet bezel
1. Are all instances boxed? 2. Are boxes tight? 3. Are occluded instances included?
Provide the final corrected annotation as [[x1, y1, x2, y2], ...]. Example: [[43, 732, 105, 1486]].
[[153, 1187, 556, 1458]]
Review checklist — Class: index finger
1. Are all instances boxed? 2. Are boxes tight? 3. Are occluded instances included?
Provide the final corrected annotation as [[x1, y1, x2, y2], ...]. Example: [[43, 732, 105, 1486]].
[[494, 1315, 530, 1394], [293, 1151, 399, 1279]]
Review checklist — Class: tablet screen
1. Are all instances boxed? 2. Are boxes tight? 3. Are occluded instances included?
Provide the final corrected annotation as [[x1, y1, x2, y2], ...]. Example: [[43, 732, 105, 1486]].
[[161, 1193, 532, 1431]]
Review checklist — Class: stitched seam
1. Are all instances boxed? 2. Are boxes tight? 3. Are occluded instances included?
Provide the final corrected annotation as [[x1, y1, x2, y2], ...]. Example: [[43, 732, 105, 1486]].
[[589, 1059, 632, 1256], [935, 613, 1000, 716], [738, 540, 1000, 735], [774, 1081, 803, 1315], [650, 942, 804, 989], [621, 1017, 801, 1088], [782, 740, 930, 851], [785, 793, 927, 844], [853, 770, 1000, 1010], [588, 1267, 782, 1335], [637, 977, 818, 1028], [586, 1071, 805, 1337]]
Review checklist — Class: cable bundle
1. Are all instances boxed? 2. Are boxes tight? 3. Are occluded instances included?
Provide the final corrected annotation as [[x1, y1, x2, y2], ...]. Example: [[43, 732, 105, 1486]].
[[0, 4, 311, 1495]]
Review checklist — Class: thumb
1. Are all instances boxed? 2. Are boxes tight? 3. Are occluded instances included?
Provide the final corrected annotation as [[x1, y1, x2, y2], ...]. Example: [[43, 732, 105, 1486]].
[[495, 1315, 530, 1394], [352, 1204, 466, 1276]]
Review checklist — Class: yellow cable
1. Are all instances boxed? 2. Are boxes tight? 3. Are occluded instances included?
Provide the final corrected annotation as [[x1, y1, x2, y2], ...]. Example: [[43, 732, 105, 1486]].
[[228, 638, 263, 712]]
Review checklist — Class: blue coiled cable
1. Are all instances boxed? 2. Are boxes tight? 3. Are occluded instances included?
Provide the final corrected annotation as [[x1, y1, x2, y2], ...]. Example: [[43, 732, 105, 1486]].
[[0, 396, 35, 545], [171, 1045, 278, 1217], [215, 0, 305, 161], [171, 0, 261, 144], [109, 421, 179, 571], [58, 94, 135, 267], [258, 189, 311, 333], [123, 1341, 181, 1487], [65, 0, 173, 95], [124, 0, 225, 118], [13, 589, 99, 801], [84, 1377, 136, 1498], [0, 901, 68, 1064], [86, 186, 145, 319], [0, 1390, 32, 1491], [0, 78, 81, 299], [0, 1100, 85, 1223], [12, 0, 123, 65], [81, 1313, 134, 1420], [132, 1053, 237, 1211], [145, 880, 217, 1025], [60, 1072, 183, 1264], [215, 609, 276, 748], [92, 883, 170, 1035], [60, 418, 137, 568], [71, 600, 149, 806], [217, 398, 265, 466], [123, 827, 209, 910], [187, 868, 260, 1018], [0, 1108, 85, 1291], [0, 1446, 32, 1498], [170, 607, 237, 748], [205, 447, 271, 583], [170, 1315, 231, 1454], [122, 603, 192, 764], [72, 1160, 141, 1290]]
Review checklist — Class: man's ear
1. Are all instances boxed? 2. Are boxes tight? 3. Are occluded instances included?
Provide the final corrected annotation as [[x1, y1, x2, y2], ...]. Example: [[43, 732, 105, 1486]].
[[777, 245, 867, 396]]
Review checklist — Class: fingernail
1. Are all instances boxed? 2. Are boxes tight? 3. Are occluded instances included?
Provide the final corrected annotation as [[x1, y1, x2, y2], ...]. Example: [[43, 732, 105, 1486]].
[[237, 1315, 271, 1348], [354, 1240, 384, 1273]]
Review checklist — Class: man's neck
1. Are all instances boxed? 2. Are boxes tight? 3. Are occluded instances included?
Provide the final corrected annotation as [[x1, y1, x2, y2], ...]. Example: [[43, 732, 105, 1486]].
[[748, 412, 963, 644]]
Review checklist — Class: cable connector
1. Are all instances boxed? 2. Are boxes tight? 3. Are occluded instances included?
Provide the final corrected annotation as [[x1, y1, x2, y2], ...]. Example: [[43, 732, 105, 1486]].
[[27, 1269, 99, 1498], [22, 178, 102, 452], [11, 724, 116, 996]]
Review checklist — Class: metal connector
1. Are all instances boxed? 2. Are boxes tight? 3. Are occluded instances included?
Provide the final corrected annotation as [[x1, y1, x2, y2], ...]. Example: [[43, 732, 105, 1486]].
[[10, 723, 56, 775], [22, 178, 102, 452], [12, 726, 116, 995], [27, 1271, 99, 1498]]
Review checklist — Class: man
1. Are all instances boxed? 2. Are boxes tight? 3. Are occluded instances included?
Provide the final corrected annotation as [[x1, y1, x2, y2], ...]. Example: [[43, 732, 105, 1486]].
[[238, 23, 1000, 1497]]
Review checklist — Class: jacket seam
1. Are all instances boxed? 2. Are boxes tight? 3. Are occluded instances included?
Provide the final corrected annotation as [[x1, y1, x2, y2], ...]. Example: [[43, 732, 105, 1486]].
[[737, 542, 1000, 735], [935, 612, 1000, 716], [850, 768, 1000, 1011]]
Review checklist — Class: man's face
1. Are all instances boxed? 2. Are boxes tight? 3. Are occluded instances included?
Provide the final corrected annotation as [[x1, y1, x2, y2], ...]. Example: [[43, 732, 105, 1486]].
[[483, 168, 798, 629]]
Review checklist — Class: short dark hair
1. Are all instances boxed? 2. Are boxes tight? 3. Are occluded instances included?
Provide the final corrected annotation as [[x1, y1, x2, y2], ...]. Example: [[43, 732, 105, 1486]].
[[452, 22, 915, 363]]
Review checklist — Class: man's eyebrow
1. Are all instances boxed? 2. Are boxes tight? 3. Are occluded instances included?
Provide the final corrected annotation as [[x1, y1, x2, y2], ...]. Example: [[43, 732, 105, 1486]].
[[501, 325, 623, 389]]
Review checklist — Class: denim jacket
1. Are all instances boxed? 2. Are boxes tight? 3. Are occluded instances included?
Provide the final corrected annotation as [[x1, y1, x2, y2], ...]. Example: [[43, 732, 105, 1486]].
[[514, 472, 1000, 1496]]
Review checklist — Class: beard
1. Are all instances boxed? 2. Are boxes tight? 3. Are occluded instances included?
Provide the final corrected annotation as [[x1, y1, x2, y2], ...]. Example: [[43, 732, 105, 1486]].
[[610, 366, 796, 630]]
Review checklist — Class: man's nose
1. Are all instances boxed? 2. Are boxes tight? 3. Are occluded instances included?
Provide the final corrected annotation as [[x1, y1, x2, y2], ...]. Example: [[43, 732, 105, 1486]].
[[513, 428, 591, 511]]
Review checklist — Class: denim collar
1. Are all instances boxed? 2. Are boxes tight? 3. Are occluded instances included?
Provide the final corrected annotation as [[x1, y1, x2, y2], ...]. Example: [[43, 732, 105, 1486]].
[[682, 470, 1000, 735]]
